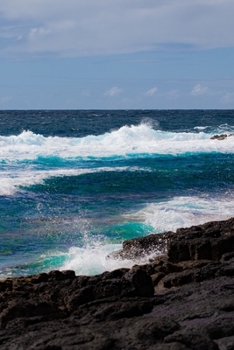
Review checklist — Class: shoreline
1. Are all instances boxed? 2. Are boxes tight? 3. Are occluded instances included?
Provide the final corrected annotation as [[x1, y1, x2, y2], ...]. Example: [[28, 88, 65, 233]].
[[1, 217, 234, 349]]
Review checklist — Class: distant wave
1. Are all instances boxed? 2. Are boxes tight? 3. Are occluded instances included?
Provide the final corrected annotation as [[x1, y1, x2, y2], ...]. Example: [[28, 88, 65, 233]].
[[0, 166, 146, 196], [1, 124, 234, 161]]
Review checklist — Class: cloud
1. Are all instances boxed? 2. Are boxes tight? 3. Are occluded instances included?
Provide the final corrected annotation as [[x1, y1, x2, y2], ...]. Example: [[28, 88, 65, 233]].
[[145, 87, 158, 97], [190, 84, 209, 96], [0, 0, 234, 58], [104, 86, 123, 97]]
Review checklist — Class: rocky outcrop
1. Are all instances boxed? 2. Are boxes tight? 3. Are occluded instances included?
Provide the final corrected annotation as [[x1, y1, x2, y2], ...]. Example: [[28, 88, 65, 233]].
[[1, 218, 234, 349], [210, 133, 234, 140], [109, 217, 234, 263]]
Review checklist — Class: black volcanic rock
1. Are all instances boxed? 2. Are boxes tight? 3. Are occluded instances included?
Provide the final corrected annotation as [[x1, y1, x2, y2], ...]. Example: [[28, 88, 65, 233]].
[[1, 218, 234, 349], [210, 133, 234, 140]]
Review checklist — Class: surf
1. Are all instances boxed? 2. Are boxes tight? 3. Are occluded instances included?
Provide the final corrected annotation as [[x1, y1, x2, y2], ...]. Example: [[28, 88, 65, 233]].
[[1, 111, 234, 279], [1, 123, 234, 162]]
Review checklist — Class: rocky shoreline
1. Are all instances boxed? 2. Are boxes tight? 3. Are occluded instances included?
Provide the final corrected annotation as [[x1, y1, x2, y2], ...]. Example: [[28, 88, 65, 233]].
[[1, 218, 234, 349]]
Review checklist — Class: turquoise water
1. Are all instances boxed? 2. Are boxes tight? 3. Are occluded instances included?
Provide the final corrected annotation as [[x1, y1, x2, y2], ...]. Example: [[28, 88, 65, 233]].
[[1, 110, 234, 278]]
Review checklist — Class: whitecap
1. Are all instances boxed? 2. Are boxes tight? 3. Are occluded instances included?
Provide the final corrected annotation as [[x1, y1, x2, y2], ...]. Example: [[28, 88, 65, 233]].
[[0, 125, 234, 163]]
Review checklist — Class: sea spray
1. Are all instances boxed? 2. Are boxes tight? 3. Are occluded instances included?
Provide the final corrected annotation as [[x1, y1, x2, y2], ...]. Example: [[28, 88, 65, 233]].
[[1, 110, 234, 278]]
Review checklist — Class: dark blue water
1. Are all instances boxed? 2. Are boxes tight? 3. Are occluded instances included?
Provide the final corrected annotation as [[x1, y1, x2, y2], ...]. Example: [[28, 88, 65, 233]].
[[0, 110, 234, 278]]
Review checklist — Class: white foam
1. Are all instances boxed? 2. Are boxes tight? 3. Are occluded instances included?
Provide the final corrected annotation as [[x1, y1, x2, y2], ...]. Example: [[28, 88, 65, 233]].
[[0, 166, 143, 196], [0, 125, 234, 162], [55, 192, 234, 275], [59, 242, 160, 275], [127, 194, 234, 233], [194, 126, 208, 131], [59, 244, 135, 275]]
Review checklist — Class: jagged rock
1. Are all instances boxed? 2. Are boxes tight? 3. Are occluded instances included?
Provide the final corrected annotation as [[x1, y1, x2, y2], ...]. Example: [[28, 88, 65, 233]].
[[1, 217, 234, 349], [168, 218, 234, 263], [210, 133, 234, 140], [211, 134, 228, 140], [107, 232, 172, 260]]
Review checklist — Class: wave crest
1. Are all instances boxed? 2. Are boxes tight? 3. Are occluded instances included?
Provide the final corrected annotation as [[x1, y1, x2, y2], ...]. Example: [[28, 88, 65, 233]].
[[0, 124, 234, 162]]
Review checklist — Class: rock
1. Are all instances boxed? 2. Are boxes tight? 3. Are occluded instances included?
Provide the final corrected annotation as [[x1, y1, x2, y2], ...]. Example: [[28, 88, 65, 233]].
[[164, 331, 219, 350], [168, 218, 234, 263], [210, 133, 234, 140], [1, 218, 234, 349], [123, 268, 154, 297], [66, 285, 94, 310], [107, 232, 172, 260], [211, 134, 228, 140]]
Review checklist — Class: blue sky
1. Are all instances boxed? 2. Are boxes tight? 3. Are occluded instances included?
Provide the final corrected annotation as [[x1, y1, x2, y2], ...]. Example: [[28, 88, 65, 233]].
[[0, 0, 234, 109]]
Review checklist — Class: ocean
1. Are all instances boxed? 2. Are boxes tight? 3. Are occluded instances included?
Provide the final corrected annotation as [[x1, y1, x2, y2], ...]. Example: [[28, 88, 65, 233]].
[[0, 109, 234, 279]]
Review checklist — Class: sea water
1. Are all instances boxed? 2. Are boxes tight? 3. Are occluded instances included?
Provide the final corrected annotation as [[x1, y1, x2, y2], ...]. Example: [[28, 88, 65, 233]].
[[0, 110, 234, 278]]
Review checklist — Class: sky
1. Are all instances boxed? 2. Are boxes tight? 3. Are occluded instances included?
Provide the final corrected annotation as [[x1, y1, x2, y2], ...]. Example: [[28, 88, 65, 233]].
[[0, 0, 234, 109]]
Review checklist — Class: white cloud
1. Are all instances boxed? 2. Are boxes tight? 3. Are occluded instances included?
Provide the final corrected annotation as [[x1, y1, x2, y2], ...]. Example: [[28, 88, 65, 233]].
[[0, 0, 234, 58], [191, 84, 209, 96], [145, 87, 158, 97], [104, 86, 123, 97]]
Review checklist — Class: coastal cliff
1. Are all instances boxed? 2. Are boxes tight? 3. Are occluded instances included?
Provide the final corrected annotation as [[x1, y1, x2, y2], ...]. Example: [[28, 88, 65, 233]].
[[1, 218, 234, 349]]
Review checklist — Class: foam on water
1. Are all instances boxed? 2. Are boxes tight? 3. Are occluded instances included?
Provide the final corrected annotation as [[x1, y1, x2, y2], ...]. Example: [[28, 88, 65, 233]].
[[0, 242, 155, 279], [0, 166, 145, 196], [59, 244, 135, 275], [194, 126, 209, 131], [1, 125, 234, 162], [43, 192, 234, 276], [129, 194, 234, 233], [1, 116, 234, 278], [1, 194, 233, 277]]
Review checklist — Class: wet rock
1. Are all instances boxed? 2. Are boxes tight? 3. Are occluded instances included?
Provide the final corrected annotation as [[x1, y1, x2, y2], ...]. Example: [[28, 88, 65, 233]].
[[211, 134, 228, 140], [210, 133, 234, 140], [107, 232, 172, 260], [1, 218, 234, 349]]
